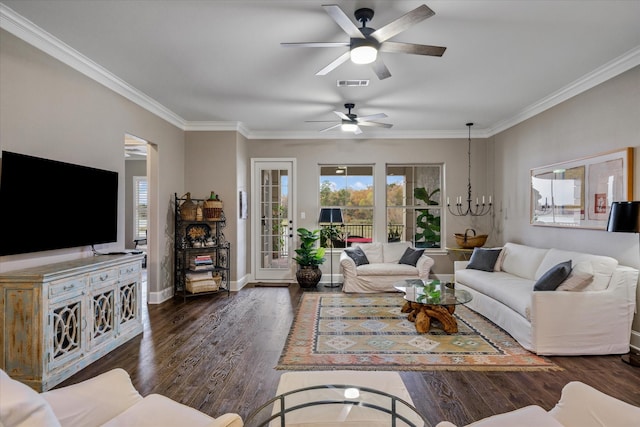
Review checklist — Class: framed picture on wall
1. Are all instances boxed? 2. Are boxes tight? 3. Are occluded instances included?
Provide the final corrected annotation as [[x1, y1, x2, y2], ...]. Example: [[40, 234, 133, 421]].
[[530, 147, 633, 229]]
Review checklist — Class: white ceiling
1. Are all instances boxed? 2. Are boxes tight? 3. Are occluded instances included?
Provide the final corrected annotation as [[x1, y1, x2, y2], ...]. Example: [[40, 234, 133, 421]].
[[1, 0, 639, 139]]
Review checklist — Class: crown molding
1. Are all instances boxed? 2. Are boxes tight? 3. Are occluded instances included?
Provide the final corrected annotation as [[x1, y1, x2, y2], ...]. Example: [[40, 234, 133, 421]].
[[488, 46, 640, 136], [0, 3, 186, 130], [243, 129, 489, 140]]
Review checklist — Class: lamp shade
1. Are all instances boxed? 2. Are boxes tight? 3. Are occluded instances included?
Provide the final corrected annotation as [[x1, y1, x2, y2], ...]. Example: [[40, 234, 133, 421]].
[[318, 208, 343, 224], [606, 201, 640, 233]]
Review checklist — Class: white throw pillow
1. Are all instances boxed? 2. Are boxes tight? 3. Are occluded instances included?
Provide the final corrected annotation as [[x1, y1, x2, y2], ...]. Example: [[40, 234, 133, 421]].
[[0, 369, 61, 427], [556, 271, 594, 291], [355, 242, 383, 264]]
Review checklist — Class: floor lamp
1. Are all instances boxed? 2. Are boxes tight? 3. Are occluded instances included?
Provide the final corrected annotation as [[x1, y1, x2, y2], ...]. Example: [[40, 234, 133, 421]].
[[319, 208, 344, 288], [607, 201, 640, 367]]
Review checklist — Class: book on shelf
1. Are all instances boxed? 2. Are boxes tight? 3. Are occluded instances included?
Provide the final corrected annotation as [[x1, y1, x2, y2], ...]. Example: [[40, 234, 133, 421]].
[[189, 264, 215, 271]]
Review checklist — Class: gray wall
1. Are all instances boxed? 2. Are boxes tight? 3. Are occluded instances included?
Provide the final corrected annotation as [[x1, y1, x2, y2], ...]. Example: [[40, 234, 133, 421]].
[[0, 29, 185, 302]]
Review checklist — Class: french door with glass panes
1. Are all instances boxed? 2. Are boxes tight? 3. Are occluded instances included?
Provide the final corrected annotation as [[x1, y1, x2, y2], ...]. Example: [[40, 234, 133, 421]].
[[252, 159, 295, 281]]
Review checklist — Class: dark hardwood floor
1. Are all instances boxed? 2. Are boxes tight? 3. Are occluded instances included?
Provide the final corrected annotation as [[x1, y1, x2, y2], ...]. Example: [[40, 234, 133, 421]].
[[58, 282, 640, 426]]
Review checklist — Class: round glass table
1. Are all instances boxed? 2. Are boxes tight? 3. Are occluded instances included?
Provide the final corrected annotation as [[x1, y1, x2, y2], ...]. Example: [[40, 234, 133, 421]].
[[244, 383, 427, 427], [394, 279, 473, 334]]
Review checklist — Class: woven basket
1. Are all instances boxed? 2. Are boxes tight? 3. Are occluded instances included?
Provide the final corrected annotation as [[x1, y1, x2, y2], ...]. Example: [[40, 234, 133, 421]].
[[454, 228, 488, 249], [204, 199, 223, 221], [180, 192, 197, 221], [186, 275, 221, 293]]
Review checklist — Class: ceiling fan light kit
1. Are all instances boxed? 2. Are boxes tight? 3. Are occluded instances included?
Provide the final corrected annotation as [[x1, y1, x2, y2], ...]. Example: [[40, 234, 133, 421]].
[[282, 3, 446, 80], [350, 43, 377, 64]]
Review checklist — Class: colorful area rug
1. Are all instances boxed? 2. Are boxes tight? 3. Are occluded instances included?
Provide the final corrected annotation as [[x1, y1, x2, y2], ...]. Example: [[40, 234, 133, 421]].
[[277, 293, 560, 371]]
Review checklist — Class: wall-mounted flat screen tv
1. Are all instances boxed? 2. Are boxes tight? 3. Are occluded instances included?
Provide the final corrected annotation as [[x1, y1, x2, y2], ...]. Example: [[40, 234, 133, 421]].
[[0, 151, 118, 256]]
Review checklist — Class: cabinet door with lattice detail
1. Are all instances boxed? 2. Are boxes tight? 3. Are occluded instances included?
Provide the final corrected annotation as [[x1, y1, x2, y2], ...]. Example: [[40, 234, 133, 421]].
[[117, 278, 140, 335], [47, 294, 86, 373], [89, 283, 116, 348]]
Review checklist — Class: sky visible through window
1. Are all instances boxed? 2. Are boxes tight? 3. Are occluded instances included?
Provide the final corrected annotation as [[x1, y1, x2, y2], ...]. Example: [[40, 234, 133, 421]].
[[322, 175, 404, 190]]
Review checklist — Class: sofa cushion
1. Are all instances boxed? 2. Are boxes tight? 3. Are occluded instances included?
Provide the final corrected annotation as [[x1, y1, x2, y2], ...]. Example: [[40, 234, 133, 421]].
[[356, 263, 419, 276], [455, 270, 534, 320], [398, 247, 425, 266], [344, 246, 369, 266], [500, 243, 549, 280], [354, 242, 383, 263], [534, 261, 572, 291], [42, 368, 143, 427], [101, 394, 223, 427], [467, 248, 502, 272], [556, 271, 594, 291], [0, 369, 61, 427], [383, 241, 412, 263], [534, 248, 618, 291], [465, 405, 564, 427]]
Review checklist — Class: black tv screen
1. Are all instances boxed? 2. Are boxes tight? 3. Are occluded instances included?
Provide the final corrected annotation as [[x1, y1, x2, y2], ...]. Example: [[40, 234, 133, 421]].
[[0, 151, 118, 256]]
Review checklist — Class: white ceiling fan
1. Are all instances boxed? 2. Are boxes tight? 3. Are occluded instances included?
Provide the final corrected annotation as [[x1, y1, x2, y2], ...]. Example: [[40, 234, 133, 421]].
[[281, 4, 446, 80], [307, 103, 392, 135]]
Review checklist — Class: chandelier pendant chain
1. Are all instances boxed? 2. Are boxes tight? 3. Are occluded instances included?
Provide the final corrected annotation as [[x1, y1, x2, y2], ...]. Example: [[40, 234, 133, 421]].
[[447, 123, 492, 217]]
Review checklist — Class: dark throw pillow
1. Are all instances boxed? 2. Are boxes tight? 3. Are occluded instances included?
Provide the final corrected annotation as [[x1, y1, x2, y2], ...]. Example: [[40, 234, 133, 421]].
[[533, 260, 572, 291], [398, 247, 425, 266], [466, 248, 502, 272], [344, 246, 369, 266]]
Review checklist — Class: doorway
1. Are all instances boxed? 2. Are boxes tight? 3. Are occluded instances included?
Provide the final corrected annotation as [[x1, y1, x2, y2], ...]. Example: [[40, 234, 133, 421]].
[[252, 159, 295, 282]]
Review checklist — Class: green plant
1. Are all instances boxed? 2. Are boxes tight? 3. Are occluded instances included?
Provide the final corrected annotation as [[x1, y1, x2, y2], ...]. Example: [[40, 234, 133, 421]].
[[414, 187, 441, 248], [293, 228, 326, 267], [320, 225, 343, 248]]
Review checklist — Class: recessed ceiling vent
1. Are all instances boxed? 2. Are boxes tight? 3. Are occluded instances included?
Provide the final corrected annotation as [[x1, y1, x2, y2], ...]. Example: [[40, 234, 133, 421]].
[[337, 79, 369, 87]]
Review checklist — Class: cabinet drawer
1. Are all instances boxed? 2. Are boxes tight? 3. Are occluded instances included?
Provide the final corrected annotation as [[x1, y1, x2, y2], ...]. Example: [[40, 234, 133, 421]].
[[90, 269, 117, 285], [49, 277, 85, 299], [119, 262, 141, 277]]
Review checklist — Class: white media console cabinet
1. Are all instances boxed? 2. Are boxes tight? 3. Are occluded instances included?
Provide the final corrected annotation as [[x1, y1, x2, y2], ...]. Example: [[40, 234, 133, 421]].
[[0, 254, 144, 391]]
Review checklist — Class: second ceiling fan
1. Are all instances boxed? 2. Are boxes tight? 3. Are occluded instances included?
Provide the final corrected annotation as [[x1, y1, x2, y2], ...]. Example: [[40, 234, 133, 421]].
[[307, 103, 393, 135], [282, 4, 447, 80]]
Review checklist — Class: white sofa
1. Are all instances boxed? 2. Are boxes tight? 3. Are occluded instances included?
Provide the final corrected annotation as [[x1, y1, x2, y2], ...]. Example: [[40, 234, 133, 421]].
[[436, 381, 640, 427], [454, 242, 638, 355], [340, 241, 435, 293], [0, 368, 243, 427]]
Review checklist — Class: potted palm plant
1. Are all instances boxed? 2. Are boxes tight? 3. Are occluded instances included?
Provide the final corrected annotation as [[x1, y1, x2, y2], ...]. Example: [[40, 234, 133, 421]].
[[293, 228, 326, 288]]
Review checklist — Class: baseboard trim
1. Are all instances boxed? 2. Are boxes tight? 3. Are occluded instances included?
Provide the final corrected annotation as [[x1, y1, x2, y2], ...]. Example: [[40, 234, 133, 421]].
[[630, 329, 640, 352]]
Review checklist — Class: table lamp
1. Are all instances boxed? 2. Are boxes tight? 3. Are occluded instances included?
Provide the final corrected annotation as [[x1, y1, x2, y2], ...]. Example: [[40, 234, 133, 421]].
[[318, 208, 343, 288], [607, 201, 640, 367]]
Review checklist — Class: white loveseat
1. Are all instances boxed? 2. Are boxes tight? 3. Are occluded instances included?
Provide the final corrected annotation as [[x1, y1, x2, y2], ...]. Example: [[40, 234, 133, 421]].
[[0, 368, 243, 427], [454, 242, 638, 355], [436, 381, 640, 427], [340, 241, 435, 293]]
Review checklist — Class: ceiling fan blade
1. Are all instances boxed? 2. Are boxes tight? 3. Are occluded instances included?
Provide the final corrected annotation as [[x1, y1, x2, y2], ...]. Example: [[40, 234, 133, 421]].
[[281, 42, 350, 48], [316, 50, 351, 75], [370, 57, 391, 80], [356, 113, 387, 122], [370, 4, 435, 43], [333, 111, 350, 120], [305, 120, 340, 123], [353, 126, 363, 135], [379, 41, 446, 56], [323, 4, 364, 39], [320, 123, 342, 132], [357, 121, 393, 128]]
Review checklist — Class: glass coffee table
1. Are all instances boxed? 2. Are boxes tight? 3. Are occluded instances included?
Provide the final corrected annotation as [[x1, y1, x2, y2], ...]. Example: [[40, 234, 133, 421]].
[[394, 279, 472, 334], [245, 371, 425, 426]]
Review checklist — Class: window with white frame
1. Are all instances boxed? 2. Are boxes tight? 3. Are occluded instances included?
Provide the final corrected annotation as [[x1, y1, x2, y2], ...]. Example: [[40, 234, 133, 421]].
[[386, 164, 443, 249], [133, 176, 148, 240], [319, 165, 374, 248]]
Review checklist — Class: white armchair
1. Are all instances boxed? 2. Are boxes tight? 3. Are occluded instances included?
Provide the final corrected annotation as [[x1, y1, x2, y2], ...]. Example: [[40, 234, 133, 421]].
[[0, 368, 243, 427], [435, 381, 640, 427]]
